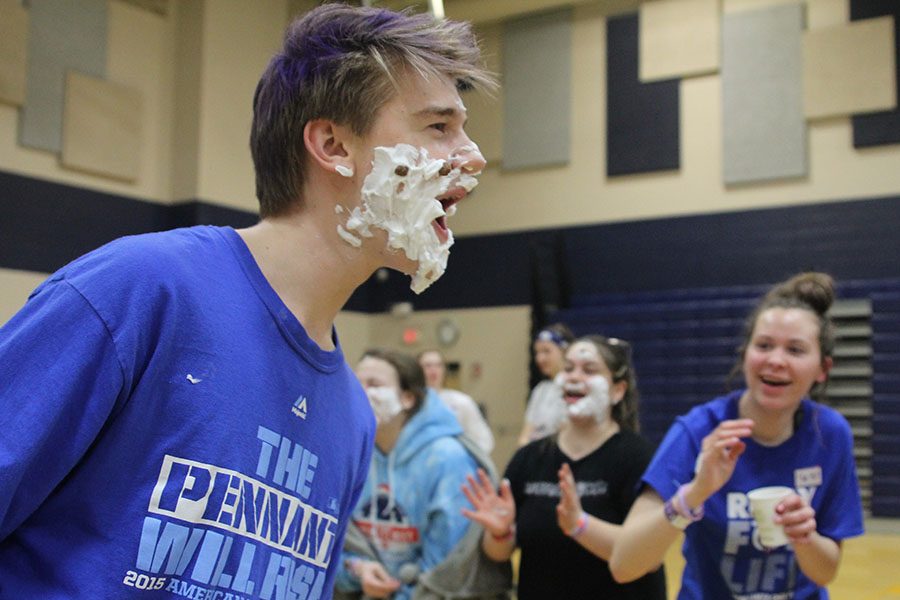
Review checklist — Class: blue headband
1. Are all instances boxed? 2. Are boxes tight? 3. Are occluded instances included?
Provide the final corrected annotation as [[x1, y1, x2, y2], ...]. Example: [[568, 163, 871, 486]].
[[536, 329, 568, 348]]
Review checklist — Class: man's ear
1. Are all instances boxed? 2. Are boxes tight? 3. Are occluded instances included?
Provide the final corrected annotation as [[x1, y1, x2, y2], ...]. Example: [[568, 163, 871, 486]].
[[304, 119, 354, 174]]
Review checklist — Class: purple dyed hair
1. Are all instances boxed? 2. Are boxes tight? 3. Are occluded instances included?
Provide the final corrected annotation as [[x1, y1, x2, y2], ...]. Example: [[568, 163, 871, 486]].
[[250, 3, 496, 218]]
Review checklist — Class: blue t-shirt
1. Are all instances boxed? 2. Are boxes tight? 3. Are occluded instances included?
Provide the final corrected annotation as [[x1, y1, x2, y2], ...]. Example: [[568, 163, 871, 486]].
[[642, 391, 864, 600], [0, 226, 375, 599]]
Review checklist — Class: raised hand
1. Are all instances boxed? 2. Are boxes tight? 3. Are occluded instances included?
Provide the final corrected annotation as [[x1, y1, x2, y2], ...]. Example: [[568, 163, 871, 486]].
[[693, 419, 754, 499], [461, 468, 515, 537], [556, 462, 582, 534]]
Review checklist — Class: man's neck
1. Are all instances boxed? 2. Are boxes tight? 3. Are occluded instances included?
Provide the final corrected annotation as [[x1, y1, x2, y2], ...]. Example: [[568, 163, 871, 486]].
[[237, 211, 375, 350]]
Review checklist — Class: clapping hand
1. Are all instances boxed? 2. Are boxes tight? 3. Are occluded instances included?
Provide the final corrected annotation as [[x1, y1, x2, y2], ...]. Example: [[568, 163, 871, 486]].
[[556, 462, 582, 535], [461, 468, 515, 538]]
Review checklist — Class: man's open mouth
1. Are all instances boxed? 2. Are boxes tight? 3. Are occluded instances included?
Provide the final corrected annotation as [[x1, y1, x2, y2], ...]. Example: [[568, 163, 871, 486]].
[[432, 192, 464, 242]]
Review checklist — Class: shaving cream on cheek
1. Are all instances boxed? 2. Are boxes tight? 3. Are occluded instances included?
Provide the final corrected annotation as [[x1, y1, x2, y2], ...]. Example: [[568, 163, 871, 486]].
[[366, 386, 403, 423], [567, 376, 611, 422], [337, 143, 481, 293]]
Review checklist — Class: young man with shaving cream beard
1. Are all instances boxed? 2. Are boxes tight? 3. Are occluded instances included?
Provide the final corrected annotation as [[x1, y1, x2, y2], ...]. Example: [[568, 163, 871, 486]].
[[0, 4, 495, 598]]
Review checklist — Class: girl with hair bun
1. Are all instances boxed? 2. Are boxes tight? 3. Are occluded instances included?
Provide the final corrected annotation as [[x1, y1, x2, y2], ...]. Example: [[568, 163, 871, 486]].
[[611, 272, 864, 599]]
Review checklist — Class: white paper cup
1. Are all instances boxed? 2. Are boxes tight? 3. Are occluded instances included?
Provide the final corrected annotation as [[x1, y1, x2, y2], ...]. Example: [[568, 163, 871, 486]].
[[747, 486, 793, 548]]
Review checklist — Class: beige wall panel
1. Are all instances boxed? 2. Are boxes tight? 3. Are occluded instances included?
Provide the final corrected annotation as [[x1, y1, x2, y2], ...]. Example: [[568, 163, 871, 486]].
[[0, 0, 28, 107], [367, 306, 531, 470], [196, 0, 286, 210], [639, 0, 720, 82], [0, 269, 47, 326], [0, 4, 173, 201], [465, 23, 503, 165], [61, 72, 142, 182], [171, 0, 203, 201], [803, 16, 897, 120], [107, 0, 175, 202]]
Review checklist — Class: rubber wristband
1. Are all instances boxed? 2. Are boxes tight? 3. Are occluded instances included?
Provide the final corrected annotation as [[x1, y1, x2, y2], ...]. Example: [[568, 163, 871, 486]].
[[675, 484, 704, 521], [663, 497, 689, 530], [568, 512, 588, 538]]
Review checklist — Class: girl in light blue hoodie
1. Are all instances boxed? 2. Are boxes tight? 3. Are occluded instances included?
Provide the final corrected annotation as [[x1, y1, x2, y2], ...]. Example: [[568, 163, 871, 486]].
[[335, 348, 480, 600]]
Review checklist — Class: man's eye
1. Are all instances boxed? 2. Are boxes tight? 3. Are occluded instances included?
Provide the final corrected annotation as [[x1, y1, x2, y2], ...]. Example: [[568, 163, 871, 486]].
[[430, 123, 447, 133]]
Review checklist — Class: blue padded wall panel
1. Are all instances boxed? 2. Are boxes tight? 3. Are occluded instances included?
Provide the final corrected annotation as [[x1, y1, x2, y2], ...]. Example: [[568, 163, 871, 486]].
[[850, 0, 900, 148], [606, 13, 680, 176]]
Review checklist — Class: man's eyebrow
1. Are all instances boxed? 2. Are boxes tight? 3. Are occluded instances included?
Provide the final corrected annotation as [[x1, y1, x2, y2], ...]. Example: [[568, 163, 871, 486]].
[[412, 106, 467, 119]]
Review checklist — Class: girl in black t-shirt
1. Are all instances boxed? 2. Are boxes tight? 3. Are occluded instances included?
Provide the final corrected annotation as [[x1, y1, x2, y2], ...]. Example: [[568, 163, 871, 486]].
[[462, 336, 666, 600]]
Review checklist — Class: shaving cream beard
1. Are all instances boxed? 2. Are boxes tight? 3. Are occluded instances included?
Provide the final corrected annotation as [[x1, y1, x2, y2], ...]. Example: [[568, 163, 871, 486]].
[[366, 386, 403, 423], [338, 144, 481, 294], [566, 376, 611, 422]]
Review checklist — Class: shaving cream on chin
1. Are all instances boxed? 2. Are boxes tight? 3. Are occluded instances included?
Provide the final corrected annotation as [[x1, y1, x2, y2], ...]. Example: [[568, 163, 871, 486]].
[[339, 144, 479, 294], [567, 376, 611, 422]]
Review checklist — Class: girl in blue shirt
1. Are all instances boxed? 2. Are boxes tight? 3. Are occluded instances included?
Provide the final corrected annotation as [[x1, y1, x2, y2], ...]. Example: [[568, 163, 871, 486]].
[[611, 272, 864, 599]]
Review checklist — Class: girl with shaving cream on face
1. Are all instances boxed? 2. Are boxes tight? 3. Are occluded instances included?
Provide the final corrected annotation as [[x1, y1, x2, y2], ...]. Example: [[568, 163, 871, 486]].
[[335, 349, 484, 600], [463, 336, 666, 600]]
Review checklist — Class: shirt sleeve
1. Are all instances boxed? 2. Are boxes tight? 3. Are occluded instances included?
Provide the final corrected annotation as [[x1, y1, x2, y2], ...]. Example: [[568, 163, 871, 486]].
[[0, 280, 125, 540], [814, 413, 865, 541], [421, 439, 480, 572], [641, 416, 705, 502]]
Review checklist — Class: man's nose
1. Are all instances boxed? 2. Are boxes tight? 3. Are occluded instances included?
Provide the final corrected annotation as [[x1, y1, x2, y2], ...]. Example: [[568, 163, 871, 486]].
[[450, 139, 486, 174]]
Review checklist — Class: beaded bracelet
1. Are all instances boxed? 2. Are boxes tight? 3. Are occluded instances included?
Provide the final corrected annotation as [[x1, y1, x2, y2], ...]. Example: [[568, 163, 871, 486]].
[[568, 511, 588, 538]]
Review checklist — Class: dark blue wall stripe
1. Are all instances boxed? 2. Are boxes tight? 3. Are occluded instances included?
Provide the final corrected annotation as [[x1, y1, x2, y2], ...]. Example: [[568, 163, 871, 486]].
[[0, 169, 257, 275], [360, 195, 900, 313], [851, 0, 900, 148], [3, 169, 900, 316], [606, 13, 680, 176]]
